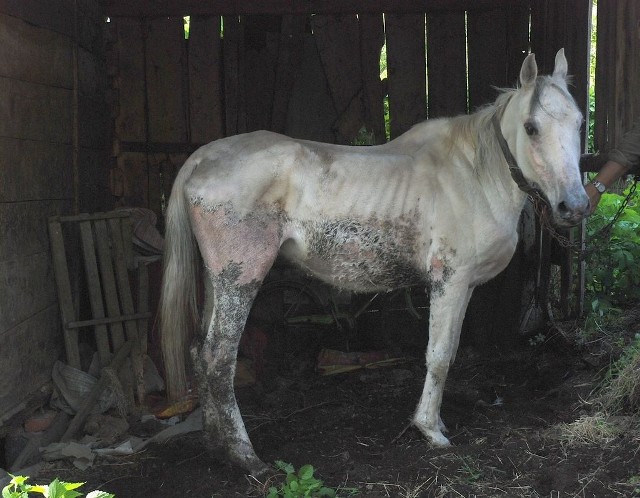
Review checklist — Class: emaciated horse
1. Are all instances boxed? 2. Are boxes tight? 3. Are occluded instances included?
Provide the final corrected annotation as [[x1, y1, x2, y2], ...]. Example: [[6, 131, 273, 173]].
[[159, 49, 589, 475]]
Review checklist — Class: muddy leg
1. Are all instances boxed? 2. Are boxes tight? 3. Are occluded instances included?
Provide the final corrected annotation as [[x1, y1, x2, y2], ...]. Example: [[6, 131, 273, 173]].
[[192, 266, 269, 475], [413, 278, 472, 446]]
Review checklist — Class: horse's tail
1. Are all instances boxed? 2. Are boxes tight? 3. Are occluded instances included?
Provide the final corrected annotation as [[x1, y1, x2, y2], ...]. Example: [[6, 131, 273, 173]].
[[160, 158, 199, 401]]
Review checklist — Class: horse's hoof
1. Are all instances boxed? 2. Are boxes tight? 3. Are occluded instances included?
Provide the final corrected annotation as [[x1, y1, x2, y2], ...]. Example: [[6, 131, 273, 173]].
[[428, 430, 451, 447], [414, 421, 451, 447]]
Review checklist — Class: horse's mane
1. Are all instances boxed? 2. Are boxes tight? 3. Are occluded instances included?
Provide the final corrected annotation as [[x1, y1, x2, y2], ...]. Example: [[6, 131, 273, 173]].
[[446, 87, 516, 177]]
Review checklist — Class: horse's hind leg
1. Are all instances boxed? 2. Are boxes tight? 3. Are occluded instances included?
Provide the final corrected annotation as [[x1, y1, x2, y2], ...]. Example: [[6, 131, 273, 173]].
[[193, 267, 267, 474], [190, 209, 281, 475]]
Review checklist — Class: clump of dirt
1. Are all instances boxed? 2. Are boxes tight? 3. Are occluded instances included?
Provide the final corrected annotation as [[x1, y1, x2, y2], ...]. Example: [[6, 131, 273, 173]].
[[35, 334, 640, 497]]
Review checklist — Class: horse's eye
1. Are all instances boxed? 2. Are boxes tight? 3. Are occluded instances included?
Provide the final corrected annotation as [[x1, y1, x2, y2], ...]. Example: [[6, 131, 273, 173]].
[[524, 122, 538, 136]]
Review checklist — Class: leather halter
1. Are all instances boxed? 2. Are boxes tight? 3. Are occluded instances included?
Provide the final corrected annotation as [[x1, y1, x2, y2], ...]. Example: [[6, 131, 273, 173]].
[[491, 112, 550, 205]]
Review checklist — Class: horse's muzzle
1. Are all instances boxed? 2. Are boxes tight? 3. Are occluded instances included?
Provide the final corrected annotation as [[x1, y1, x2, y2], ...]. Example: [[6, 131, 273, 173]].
[[555, 197, 590, 227]]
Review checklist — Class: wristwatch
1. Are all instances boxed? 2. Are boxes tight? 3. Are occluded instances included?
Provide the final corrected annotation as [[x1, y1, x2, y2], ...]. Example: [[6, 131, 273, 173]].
[[591, 180, 606, 194]]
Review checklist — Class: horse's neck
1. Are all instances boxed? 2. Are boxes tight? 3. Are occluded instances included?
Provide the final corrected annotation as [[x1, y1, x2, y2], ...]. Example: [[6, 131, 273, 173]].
[[465, 109, 529, 228]]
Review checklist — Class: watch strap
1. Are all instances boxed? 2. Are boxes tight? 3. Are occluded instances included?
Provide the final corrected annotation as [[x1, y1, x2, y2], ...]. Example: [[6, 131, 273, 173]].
[[591, 180, 606, 194]]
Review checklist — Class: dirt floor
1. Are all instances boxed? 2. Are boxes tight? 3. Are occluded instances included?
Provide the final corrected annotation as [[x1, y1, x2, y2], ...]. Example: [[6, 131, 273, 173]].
[[34, 328, 640, 498]]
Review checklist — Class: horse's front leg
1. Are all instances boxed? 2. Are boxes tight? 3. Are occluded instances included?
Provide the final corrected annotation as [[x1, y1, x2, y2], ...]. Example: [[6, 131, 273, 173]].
[[193, 267, 270, 476], [413, 276, 474, 446]]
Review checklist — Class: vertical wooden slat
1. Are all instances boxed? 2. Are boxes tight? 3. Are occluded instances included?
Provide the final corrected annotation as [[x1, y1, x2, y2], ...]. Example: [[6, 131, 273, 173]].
[[271, 15, 305, 134], [79, 219, 112, 367], [146, 17, 187, 143], [114, 18, 145, 142], [244, 15, 280, 132], [312, 14, 363, 143], [188, 16, 224, 144], [359, 13, 386, 144], [385, 13, 426, 138], [426, 11, 467, 118], [594, 0, 614, 152], [223, 15, 246, 136], [93, 219, 126, 351], [505, 6, 531, 86], [137, 262, 150, 356], [107, 217, 145, 405], [467, 9, 507, 111], [48, 218, 81, 369]]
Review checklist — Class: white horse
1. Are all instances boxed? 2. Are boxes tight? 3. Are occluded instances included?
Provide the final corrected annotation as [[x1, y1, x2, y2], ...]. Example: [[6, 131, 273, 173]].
[[159, 49, 589, 475]]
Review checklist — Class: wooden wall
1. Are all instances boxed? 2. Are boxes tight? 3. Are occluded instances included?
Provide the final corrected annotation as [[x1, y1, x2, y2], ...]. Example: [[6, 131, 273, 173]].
[[0, 0, 110, 422], [594, 0, 640, 152]]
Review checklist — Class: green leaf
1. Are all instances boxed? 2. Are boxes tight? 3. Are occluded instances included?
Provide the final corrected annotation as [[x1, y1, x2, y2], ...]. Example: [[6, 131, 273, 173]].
[[298, 465, 314, 481], [86, 492, 115, 498], [318, 487, 337, 497]]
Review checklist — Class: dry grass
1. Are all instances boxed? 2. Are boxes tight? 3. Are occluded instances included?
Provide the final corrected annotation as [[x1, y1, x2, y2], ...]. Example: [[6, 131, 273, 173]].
[[595, 338, 640, 414], [555, 414, 623, 447]]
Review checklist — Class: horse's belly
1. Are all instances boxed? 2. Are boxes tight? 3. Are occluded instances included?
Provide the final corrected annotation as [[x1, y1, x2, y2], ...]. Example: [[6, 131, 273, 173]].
[[281, 218, 426, 292]]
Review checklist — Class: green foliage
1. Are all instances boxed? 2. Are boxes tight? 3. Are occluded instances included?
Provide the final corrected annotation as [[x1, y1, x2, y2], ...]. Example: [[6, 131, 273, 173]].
[[585, 184, 640, 318], [455, 455, 483, 484], [266, 461, 344, 498], [2, 475, 113, 498]]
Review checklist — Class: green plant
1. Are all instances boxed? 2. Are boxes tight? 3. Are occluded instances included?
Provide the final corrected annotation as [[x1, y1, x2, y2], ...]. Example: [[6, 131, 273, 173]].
[[2, 475, 113, 498], [584, 184, 640, 318], [455, 455, 483, 484], [266, 461, 339, 498]]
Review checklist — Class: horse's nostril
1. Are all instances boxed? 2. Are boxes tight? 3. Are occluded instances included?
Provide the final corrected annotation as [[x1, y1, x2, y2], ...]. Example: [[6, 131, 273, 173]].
[[557, 201, 569, 215]]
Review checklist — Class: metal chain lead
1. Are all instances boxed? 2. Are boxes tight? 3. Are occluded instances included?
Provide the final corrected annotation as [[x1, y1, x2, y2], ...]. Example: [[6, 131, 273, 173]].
[[531, 178, 639, 258]]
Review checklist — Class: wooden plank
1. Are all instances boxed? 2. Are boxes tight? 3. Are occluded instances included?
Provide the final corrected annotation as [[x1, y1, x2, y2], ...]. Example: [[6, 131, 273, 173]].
[[0, 252, 59, 336], [79, 95, 110, 148], [115, 152, 148, 208], [0, 139, 72, 203], [188, 16, 224, 143], [79, 220, 112, 366], [147, 153, 183, 221], [1, 0, 104, 51], [0, 0, 74, 38], [0, 13, 72, 88], [105, 0, 531, 17], [78, 46, 107, 100], [594, 0, 614, 152], [426, 11, 466, 118], [223, 15, 246, 135], [271, 15, 305, 134], [0, 201, 71, 264], [385, 13, 426, 138], [0, 77, 72, 142], [78, 146, 112, 214], [108, 216, 145, 404], [312, 14, 363, 143], [505, 6, 531, 86], [113, 18, 146, 142], [283, 33, 337, 142], [0, 306, 63, 420], [93, 219, 127, 351], [467, 9, 507, 111], [359, 13, 386, 144], [47, 219, 81, 368], [243, 15, 280, 132], [530, 0, 591, 136], [147, 17, 188, 142]]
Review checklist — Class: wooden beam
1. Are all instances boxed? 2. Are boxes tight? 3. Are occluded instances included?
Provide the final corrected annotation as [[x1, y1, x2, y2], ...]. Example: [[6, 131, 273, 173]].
[[105, 0, 530, 18]]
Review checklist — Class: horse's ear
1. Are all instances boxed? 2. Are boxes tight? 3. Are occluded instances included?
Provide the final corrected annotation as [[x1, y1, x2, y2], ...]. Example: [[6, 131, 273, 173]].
[[520, 53, 537, 88], [552, 48, 569, 83]]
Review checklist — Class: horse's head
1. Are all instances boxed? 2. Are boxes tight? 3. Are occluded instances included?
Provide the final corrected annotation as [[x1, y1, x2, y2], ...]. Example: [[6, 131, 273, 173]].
[[500, 48, 589, 227]]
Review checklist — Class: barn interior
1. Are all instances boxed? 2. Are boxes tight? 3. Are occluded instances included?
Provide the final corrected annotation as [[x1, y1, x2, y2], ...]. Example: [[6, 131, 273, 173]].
[[1, 0, 639, 494]]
